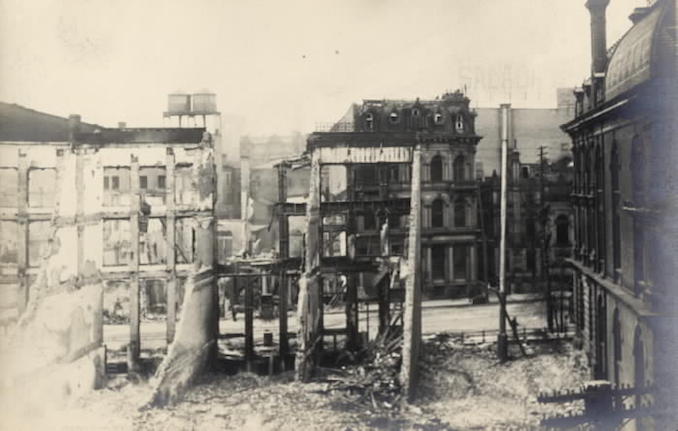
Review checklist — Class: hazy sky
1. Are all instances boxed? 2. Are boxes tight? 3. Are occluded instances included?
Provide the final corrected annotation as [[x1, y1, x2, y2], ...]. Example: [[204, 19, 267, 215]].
[[0, 0, 643, 135]]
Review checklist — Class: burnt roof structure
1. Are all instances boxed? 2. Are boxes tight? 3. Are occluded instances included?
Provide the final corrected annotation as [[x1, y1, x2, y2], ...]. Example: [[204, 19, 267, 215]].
[[0, 101, 205, 145]]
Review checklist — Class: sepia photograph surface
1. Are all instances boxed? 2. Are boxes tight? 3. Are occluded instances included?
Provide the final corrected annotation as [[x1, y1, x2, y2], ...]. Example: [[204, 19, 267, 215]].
[[0, 1, 676, 430]]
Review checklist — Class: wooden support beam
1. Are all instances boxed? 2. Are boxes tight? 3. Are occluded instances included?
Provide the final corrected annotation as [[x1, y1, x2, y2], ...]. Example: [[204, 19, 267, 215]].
[[75, 151, 85, 276], [401, 145, 422, 401], [278, 273, 289, 359], [16, 150, 28, 314], [128, 154, 141, 372], [345, 273, 359, 350], [166, 148, 177, 344], [295, 153, 322, 382], [244, 277, 254, 367], [317, 274, 324, 354], [378, 272, 390, 335]]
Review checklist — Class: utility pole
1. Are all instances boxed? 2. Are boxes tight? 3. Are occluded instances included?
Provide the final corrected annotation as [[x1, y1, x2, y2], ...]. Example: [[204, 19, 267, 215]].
[[476, 185, 489, 287], [497, 105, 509, 361], [538, 146, 553, 332]]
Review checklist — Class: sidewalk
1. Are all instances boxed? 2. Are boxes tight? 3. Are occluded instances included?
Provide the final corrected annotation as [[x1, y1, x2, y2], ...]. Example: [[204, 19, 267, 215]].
[[422, 292, 544, 309], [324, 292, 544, 315]]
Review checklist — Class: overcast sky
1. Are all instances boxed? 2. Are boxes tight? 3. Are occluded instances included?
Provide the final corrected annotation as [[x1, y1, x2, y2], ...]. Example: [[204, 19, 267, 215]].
[[0, 0, 643, 135]]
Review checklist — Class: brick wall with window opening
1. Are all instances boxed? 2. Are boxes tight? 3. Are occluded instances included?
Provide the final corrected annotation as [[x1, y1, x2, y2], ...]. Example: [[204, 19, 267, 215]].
[[28, 169, 56, 208], [320, 165, 348, 202], [0, 169, 18, 208], [139, 166, 166, 206], [175, 165, 197, 206], [28, 220, 51, 267], [175, 218, 195, 263], [140, 218, 166, 265], [103, 219, 132, 266], [103, 167, 131, 206], [0, 221, 18, 266]]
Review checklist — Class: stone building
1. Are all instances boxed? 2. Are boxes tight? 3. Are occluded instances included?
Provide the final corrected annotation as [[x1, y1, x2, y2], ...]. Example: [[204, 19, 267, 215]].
[[472, 93, 575, 300], [562, 0, 677, 428], [479, 139, 573, 298], [305, 90, 482, 298]]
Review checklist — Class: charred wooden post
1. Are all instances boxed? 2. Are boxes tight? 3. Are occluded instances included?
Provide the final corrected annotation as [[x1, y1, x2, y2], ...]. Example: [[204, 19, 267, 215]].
[[166, 148, 177, 344], [16, 151, 28, 314], [345, 273, 359, 350], [244, 276, 255, 367], [277, 169, 290, 357], [128, 154, 141, 373], [401, 144, 422, 401], [317, 274, 324, 354], [296, 153, 322, 382], [377, 221, 391, 336]]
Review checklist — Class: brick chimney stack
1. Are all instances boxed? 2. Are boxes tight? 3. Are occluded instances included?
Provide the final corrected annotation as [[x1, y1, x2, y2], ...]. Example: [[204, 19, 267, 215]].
[[68, 114, 81, 143], [585, 0, 611, 75]]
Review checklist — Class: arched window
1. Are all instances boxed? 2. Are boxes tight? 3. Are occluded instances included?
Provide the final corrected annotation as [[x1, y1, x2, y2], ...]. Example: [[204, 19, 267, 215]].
[[595, 294, 608, 380], [634, 326, 646, 412], [596, 144, 606, 270], [365, 113, 374, 131], [431, 199, 444, 228], [556, 214, 569, 246], [434, 112, 443, 124], [612, 309, 622, 386], [389, 111, 399, 124], [633, 220, 645, 295], [453, 155, 466, 182], [430, 155, 443, 182], [630, 135, 645, 205], [454, 199, 466, 227], [455, 114, 464, 132], [611, 142, 621, 273]]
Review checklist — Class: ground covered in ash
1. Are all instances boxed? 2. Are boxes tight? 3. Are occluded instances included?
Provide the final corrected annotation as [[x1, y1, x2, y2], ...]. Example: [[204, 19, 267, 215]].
[[2, 336, 589, 431]]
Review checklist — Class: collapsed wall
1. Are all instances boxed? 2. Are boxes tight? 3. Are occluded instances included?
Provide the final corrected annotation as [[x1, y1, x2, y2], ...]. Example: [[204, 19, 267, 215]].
[[4, 148, 105, 409], [1, 135, 218, 409], [146, 143, 218, 407]]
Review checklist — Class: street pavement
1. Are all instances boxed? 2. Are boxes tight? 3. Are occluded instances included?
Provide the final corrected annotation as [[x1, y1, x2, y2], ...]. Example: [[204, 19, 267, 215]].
[[104, 294, 546, 352]]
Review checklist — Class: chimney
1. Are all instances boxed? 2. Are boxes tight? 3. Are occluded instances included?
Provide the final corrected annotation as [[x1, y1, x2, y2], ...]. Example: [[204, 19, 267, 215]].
[[585, 0, 610, 75], [68, 114, 81, 143], [118, 121, 127, 129]]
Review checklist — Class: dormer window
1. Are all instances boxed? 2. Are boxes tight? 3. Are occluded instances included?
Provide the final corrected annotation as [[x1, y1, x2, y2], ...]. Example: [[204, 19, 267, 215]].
[[434, 113, 443, 125], [455, 114, 465, 133], [389, 111, 399, 124], [365, 113, 374, 131]]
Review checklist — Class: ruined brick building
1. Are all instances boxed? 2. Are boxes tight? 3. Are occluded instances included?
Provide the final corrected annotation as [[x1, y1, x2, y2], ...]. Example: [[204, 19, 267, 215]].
[[304, 90, 482, 299], [563, 0, 677, 428], [0, 102, 217, 374]]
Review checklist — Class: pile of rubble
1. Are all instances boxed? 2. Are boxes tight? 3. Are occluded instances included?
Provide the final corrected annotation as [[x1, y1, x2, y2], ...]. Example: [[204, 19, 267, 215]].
[[320, 320, 404, 412], [415, 333, 590, 429]]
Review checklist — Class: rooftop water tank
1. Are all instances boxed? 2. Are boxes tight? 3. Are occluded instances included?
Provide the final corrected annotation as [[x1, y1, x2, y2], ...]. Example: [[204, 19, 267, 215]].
[[191, 93, 217, 114], [167, 93, 191, 115]]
